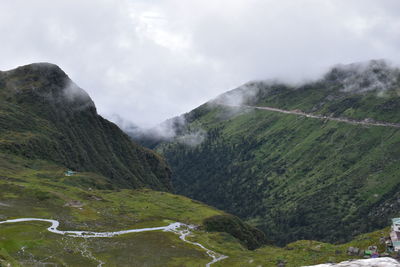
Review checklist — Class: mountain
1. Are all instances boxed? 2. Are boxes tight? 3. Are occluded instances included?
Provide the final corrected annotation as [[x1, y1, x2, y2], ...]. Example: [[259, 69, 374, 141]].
[[0, 61, 397, 266], [0, 63, 268, 266], [0, 63, 171, 190], [136, 59, 400, 245]]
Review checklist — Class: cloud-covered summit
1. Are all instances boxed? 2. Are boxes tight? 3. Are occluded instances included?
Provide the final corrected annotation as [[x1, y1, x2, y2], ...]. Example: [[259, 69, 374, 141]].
[[325, 60, 400, 94]]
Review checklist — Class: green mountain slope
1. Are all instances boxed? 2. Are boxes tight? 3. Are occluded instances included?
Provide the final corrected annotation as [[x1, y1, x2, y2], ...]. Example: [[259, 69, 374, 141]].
[[0, 63, 171, 190], [245, 60, 400, 123], [144, 60, 400, 245], [0, 153, 391, 266], [0, 61, 396, 266], [0, 63, 272, 266]]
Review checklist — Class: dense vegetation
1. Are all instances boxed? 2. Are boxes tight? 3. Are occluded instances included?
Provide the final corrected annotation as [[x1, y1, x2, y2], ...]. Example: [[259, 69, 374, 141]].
[[0, 63, 171, 190], [203, 215, 268, 250], [0, 153, 391, 266], [144, 60, 400, 245]]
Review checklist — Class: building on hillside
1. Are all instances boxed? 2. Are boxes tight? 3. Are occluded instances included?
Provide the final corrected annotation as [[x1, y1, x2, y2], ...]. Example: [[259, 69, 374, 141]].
[[64, 170, 76, 176], [390, 218, 400, 251]]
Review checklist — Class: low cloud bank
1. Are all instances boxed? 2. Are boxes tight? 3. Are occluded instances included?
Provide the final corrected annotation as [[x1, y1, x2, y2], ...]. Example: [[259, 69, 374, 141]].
[[212, 82, 262, 107], [212, 59, 400, 112], [113, 114, 206, 148], [117, 59, 400, 148], [325, 59, 400, 95], [62, 80, 95, 110]]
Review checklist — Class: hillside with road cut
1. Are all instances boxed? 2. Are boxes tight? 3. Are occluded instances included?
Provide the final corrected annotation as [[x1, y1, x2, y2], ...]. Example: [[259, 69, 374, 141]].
[[136, 60, 400, 246]]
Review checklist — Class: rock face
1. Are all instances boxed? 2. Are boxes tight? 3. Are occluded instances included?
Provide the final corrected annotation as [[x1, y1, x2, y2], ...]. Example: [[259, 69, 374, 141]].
[[0, 63, 171, 190]]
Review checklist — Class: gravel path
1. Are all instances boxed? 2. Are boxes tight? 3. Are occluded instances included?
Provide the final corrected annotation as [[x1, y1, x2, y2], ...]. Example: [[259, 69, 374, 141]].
[[0, 218, 227, 266]]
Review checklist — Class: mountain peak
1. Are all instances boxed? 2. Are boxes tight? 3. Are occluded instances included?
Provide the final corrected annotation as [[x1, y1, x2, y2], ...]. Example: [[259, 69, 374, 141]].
[[14, 62, 64, 71], [0, 62, 172, 191], [5, 62, 68, 82], [1, 62, 94, 110]]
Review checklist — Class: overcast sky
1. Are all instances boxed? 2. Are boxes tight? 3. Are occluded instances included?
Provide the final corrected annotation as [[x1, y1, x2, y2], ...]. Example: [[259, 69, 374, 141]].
[[1, 0, 400, 127]]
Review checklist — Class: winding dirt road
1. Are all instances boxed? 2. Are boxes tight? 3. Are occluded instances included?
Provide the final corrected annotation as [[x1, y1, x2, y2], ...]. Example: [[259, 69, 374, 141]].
[[0, 218, 227, 267]]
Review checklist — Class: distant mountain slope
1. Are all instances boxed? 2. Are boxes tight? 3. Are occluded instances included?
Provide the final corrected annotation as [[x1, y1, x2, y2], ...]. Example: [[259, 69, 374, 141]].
[[239, 59, 400, 123], [0, 63, 171, 190], [139, 60, 400, 245]]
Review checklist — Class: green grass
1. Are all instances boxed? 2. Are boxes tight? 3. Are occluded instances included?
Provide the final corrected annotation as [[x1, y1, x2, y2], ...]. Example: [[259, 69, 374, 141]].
[[0, 153, 222, 266], [0, 153, 221, 229], [0, 152, 393, 266], [185, 227, 391, 267]]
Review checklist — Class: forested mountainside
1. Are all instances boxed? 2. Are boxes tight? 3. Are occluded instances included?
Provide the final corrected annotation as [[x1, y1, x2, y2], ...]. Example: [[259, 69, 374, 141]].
[[0, 63, 171, 190], [135, 60, 400, 245]]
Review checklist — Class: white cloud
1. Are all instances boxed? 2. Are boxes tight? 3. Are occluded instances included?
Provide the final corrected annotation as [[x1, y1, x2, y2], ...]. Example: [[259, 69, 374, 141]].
[[0, 0, 400, 127]]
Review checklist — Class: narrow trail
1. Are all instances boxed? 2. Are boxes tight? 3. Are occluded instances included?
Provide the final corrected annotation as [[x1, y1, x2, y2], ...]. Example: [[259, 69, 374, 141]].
[[0, 218, 227, 267], [178, 227, 228, 267], [222, 104, 400, 128]]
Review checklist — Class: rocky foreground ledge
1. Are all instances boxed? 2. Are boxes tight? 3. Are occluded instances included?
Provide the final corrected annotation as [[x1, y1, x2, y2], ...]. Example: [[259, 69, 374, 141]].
[[304, 257, 400, 267]]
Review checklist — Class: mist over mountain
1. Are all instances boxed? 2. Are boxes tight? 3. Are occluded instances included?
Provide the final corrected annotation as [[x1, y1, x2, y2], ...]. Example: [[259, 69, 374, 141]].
[[132, 59, 400, 147], [0, 63, 171, 190], [3, 0, 400, 265], [133, 59, 400, 245], [1, 60, 400, 266]]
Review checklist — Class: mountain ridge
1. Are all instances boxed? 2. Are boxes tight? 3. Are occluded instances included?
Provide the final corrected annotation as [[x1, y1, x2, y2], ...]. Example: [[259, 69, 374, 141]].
[[0, 62, 172, 190], [133, 59, 400, 245]]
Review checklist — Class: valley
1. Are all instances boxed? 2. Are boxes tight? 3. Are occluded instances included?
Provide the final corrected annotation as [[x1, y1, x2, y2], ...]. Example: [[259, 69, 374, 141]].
[[0, 153, 391, 267], [147, 61, 400, 246], [1, 61, 400, 266], [1, 0, 400, 265]]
